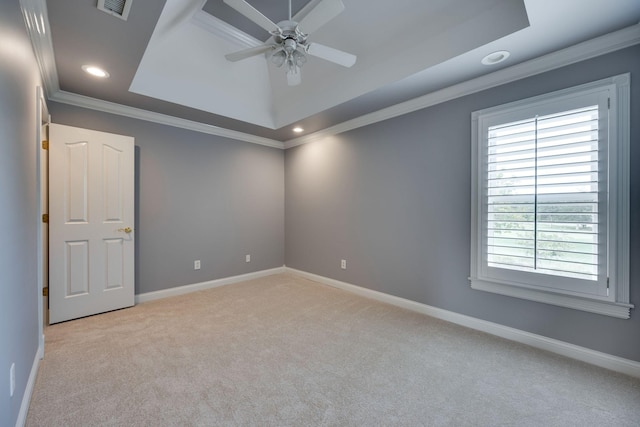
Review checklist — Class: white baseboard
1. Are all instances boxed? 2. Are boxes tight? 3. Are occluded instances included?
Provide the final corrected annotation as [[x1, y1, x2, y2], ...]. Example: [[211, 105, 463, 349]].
[[285, 267, 640, 379], [135, 267, 286, 304], [16, 348, 41, 427]]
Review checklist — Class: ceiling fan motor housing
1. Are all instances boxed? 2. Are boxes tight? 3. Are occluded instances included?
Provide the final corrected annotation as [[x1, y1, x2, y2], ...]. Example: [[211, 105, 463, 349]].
[[270, 20, 309, 70], [283, 38, 297, 53], [274, 21, 308, 45]]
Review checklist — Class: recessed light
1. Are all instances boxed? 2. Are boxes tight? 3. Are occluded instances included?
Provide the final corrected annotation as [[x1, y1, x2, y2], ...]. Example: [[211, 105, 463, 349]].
[[481, 50, 510, 66], [293, 127, 304, 133], [82, 65, 110, 78]]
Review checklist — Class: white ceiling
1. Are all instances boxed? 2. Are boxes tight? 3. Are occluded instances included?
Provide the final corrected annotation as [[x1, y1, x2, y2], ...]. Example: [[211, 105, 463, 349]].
[[28, 0, 640, 142], [131, 0, 529, 129]]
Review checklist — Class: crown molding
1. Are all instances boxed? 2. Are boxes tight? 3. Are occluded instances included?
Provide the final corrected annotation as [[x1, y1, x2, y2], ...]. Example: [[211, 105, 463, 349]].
[[19, 0, 59, 98], [20, 0, 639, 150], [285, 23, 640, 149], [191, 9, 262, 48], [20, 0, 282, 149], [50, 91, 284, 149]]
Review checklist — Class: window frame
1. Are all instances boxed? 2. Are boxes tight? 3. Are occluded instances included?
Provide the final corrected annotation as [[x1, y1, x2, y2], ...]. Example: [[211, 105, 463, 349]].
[[470, 74, 632, 319]]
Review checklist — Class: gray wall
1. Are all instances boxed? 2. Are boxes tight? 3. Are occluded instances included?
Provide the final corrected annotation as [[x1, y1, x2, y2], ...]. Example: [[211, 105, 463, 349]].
[[1, 11, 636, 427], [49, 103, 285, 295], [0, 2, 43, 426], [285, 45, 640, 362]]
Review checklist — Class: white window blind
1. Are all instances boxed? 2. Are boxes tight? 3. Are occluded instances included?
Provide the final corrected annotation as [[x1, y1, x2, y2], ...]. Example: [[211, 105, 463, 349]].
[[470, 74, 632, 318], [486, 105, 602, 282]]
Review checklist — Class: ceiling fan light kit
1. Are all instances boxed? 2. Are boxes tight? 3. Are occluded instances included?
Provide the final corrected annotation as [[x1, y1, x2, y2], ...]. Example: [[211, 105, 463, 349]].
[[223, 0, 356, 86]]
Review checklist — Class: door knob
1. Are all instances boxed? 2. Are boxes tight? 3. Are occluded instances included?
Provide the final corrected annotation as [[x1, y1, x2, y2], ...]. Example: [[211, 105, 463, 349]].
[[117, 227, 132, 234]]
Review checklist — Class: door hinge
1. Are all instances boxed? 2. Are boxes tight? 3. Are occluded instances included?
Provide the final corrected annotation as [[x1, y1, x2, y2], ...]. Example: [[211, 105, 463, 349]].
[[42, 287, 48, 297], [42, 213, 49, 223], [42, 140, 49, 150]]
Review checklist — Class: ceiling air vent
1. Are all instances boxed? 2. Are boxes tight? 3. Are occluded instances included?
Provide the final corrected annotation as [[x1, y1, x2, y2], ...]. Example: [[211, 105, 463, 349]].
[[97, 0, 132, 21]]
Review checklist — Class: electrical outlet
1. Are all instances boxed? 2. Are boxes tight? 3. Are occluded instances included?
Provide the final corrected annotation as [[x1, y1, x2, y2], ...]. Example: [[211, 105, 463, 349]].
[[246, 254, 251, 263], [10, 363, 15, 397], [194, 260, 201, 270], [341, 259, 347, 270]]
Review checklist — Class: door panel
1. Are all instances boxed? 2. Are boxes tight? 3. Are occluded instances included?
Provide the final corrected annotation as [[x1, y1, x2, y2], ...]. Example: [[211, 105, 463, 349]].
[[104, 238, 124, 290], [49, 124, 134, 324], [103, 144, 123, 221], [66, 141, 88, 223], [65, 241, 89, 296]]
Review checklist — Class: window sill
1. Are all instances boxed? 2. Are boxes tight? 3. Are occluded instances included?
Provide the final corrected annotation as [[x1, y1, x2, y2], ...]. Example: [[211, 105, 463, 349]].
[[469, 277, 633, 319]]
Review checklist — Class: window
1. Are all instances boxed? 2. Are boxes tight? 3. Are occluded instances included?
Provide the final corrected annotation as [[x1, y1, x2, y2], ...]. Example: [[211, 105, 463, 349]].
[[470, 74, 632, 318]]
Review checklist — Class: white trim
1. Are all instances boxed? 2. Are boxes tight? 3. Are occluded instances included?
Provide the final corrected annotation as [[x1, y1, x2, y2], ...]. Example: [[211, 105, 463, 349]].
[[284, 24, 640, 149], [50, 91, 284, 149], [35, 86, 49, 359], [19, 0, 283, 149], [469, 74, 632, 318], [613, 73, 631, 305], [285, 267, 640, 379], [191, 9, 262, 48], [15, 348, 42, 427], [20, 0, 640, 149], [19, 0, 59, 98], [135, 266, 286, 303], [470, 279, 632, 319]]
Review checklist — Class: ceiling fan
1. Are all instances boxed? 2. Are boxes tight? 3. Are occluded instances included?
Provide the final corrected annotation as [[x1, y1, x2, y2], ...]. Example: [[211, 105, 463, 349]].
[[223, 0, 357, 86]]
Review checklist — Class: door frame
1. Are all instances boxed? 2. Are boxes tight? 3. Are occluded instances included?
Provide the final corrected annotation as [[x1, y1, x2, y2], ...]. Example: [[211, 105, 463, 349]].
[[36, 86, 50, 358]]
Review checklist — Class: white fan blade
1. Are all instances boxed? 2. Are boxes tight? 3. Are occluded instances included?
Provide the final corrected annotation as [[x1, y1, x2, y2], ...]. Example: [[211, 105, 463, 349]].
[[307, 43, 356, 67], [223, 0, 280, 33], [287, 67, 302, 86], [225, 45, 275, 62], [298, 0, 345, 34]]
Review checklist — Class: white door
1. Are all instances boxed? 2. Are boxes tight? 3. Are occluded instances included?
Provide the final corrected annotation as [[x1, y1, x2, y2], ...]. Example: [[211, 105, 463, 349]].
[[49, 124, 135, 324]]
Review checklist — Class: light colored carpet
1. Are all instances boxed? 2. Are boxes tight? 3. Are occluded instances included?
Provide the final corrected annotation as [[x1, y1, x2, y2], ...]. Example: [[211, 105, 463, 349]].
[[26, 273, 640, 426]]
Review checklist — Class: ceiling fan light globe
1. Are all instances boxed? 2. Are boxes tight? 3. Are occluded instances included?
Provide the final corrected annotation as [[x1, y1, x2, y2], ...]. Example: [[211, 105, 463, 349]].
[[271, 50, 287, 67], [292, 50, 307, 67]]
